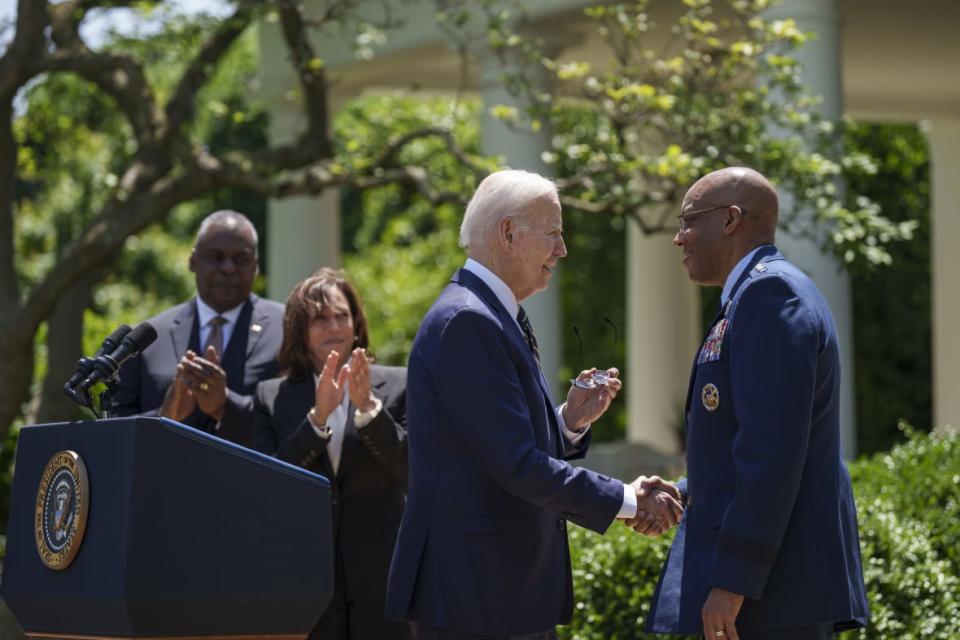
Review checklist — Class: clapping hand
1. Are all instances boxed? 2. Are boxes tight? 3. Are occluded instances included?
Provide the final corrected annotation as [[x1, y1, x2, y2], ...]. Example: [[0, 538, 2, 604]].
[[344, 348, 377, 413], [624, 476, 684, 536], [313, 350, 349, 424], [162, 346, 228, 421]]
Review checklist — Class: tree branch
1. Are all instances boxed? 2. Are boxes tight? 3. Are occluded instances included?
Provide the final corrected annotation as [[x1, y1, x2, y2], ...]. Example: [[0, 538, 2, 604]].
[[196, 149, 467, 207], [0, 0, 49, 102], [374, 126, 487, 177], [35, 51, 164, 149], [0, 105, 18, 315], [276, 0, 331, 158], [17, 168, 210, 335], [164, 2, 256, 135]]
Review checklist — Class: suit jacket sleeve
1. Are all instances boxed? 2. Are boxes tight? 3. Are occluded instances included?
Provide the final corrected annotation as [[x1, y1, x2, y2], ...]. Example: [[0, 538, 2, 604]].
[[432, 309, 623, 534], [217, 389, 254, 447], [252, 381, 321, 467], [561, 425, 592, 460], [355, 368, 408, 487], [710, 275, 820, 599]]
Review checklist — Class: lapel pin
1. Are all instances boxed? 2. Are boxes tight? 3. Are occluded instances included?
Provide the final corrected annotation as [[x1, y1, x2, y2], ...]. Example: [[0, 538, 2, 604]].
[[251, 323, 262, 333]]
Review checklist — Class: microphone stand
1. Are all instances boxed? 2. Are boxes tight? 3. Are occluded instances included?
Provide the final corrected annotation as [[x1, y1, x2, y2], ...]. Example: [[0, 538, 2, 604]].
[[97, 377, 120, 419]]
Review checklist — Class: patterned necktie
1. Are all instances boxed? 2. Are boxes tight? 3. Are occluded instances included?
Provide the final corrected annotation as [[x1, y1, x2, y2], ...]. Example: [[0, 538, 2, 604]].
[[517, 307, 540, 361], [204, 316, 227, 356]]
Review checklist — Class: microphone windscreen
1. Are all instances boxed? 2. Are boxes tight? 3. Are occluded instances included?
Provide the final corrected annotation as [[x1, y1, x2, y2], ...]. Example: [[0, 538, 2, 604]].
[[103, 324, 133, 347], [127, 322, 158, 353]]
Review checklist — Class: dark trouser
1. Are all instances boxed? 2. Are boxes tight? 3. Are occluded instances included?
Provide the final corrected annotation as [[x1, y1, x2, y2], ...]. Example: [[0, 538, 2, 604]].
[[705, 624, 833, 640], [308, 545, 412, 640], [411, 622, 558, 640]]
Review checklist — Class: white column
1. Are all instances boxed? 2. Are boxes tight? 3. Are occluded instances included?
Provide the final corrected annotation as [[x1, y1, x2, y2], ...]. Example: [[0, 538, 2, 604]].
[[258, 10, 342, 301], [626, 226, 700, 453], [767, 0, 857, 457], [927, 118, 960, 431], [479, 55, 564, 398]]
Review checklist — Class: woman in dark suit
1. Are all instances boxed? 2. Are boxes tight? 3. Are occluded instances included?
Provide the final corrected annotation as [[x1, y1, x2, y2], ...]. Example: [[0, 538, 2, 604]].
[[253, 268, 409, 640]]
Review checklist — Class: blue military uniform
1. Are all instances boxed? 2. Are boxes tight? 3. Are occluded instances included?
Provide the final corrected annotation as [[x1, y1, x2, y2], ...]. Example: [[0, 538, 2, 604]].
[[646, 246, 869, 635]]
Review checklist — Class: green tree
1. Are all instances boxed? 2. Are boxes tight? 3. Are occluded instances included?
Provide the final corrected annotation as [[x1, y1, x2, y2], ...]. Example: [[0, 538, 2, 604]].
[[0, 0, 916, 444], [0, 0, 482, 439], [481, 0, 914, 265]]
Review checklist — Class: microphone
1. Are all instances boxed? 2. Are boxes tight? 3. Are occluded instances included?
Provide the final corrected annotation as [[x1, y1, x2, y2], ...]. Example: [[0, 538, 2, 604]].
[[63, 324, 132, 399], [77, 322, 158, 392]]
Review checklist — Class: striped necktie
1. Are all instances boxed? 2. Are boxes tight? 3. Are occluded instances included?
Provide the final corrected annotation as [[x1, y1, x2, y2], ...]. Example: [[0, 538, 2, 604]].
[[517, 307, 540, 361], [204, 316, 227, 357]]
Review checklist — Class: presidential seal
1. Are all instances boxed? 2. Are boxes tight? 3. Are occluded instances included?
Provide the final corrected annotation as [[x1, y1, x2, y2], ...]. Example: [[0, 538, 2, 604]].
[[701, 383, 720, 412], [34, 450, 89, 570]]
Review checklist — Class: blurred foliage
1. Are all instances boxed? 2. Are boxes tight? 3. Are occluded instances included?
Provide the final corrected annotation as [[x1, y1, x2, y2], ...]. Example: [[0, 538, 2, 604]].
[[559, 426, 960, 639], [337, 95, 488, 365], [475, 0, 917, 269], [843, 123, 931, 454]]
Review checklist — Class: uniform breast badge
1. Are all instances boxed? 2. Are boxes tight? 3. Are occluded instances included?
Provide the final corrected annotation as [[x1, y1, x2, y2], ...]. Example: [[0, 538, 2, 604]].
[[697, 318, 728, 364], [701, 383, 720, 411], [35, 450, 90, 570]]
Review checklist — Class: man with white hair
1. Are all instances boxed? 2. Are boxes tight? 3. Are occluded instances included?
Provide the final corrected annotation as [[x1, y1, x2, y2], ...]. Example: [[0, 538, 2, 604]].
[[385, 170, 682, 639]]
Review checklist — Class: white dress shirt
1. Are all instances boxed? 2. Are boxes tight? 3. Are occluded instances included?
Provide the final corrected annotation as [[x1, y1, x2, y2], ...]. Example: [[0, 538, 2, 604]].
[[463, 258, 637, 518], [306, 377, 383, 475], [195, 296, 244, 354]]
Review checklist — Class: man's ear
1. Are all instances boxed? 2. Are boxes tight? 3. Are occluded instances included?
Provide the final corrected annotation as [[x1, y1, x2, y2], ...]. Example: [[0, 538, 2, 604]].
[[188, 249, 197, 273], [721, 205, 744, 236], [497, 218, 514, 247]]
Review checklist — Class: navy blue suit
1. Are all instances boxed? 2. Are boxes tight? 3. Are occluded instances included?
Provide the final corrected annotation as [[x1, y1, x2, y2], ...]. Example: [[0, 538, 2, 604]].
[[114, 294, 284, 447], [646, 247, 869, 635], [385, 269, 624, 636]]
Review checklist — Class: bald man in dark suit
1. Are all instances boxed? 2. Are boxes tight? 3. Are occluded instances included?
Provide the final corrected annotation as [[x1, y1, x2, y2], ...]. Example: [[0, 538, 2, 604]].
[[114, 210, 284, 447]]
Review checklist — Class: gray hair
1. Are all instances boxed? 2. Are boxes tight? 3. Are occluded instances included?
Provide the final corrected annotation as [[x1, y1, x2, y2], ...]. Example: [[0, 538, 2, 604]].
[[195, 210, 259, 251], [459, 170, 558, 249]]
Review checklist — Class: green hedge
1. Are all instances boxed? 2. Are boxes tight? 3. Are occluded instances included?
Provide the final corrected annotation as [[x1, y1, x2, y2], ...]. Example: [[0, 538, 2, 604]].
[[561, 426, 960, 639]]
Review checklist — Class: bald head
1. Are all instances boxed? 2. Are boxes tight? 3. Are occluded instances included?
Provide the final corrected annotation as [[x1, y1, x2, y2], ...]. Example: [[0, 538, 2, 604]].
[[674, 167, 780, 286], [684, 167, 779, 243]]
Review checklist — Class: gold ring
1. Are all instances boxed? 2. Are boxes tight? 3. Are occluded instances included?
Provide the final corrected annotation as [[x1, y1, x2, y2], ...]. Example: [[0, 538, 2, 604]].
[[715, 631, 726, 637], [200, 382, 209, 392]]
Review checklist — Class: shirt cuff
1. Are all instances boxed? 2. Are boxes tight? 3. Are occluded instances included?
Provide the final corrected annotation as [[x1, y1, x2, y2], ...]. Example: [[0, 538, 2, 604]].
[[617, 482, 638, 519], [354, 395, 383, 428], [306, 409, 331, 440], [556, 402, 590, 444]]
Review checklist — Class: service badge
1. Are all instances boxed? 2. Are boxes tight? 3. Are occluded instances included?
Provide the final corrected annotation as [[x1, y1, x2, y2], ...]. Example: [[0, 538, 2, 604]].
[[701, 383, 720, 412], [34, 450, 89, 570]]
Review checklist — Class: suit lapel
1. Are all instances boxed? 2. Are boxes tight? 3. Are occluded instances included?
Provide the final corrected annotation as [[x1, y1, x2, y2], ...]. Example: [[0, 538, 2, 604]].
[[452, 269, 563, 454], [170, 300, 199, 361], [245, 294, 271, 360]]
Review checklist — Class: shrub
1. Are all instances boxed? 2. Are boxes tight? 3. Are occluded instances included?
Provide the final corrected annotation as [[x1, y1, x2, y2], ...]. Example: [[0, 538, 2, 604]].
[[561, 525, 693, 640], [562, 427, 960, 639]]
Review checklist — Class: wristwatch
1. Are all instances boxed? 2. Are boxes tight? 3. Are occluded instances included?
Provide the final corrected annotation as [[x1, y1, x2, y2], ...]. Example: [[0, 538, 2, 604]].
[[307, 408, 332, 439]]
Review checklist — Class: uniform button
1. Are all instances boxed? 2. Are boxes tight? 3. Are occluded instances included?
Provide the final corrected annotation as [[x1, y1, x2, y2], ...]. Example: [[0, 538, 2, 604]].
[[558, 519, 566, 531]]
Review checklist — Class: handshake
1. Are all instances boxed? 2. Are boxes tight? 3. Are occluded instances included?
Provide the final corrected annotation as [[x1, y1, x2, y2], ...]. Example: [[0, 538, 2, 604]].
[[622, 476, 685, 537]]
